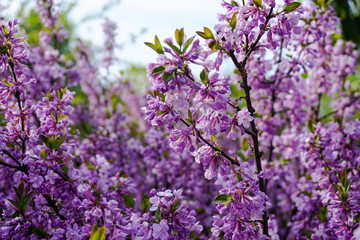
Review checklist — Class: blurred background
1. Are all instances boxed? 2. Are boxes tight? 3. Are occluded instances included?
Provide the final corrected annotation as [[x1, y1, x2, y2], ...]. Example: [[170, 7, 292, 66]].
[[0, 0, 359, 75], [0, 0, 221, 66]]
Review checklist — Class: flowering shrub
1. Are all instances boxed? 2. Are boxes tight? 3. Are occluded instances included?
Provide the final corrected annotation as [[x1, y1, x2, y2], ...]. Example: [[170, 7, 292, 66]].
[[0, 0, 359, 239]]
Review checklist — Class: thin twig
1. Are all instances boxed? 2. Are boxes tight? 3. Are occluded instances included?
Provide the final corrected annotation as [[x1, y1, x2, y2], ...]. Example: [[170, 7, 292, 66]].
[[179, 118, 240, 166]]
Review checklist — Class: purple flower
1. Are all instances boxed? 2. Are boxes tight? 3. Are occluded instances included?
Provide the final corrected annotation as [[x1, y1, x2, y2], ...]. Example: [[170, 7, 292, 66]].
[[66, 224, 81, 240], [152, 220, 169, 240], [29, 174, 44, 188], [44, 169, 58, 184], [237, 109, 253, 128]]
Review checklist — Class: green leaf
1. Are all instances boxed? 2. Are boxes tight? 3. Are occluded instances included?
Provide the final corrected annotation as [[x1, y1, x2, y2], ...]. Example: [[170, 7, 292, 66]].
[[8, 199, 21, 210], [236, 173, 243, 182], [6, 142, 15, 148], [123, 194, 135, 208], [196, 27, 215, 40], [196, 208, 205, 214], [245, 154, 254, 161], [187, 109, 193, 124], [196, 31, 207, 40], [40, 149, 48, 159], [300, 228, 312, 238], [141, 194, 150, 212], [156, 207, 162, 221], [20, 191, 34, 211], [242, 137, 249, 152], [40, 135, 51, 150], [144, 35, 164, 54], [154, 91, 166, 102], [203, 27, 215, 40], [2, 25, 9, 35], [307, 119, 316, 133], [355, 213, 360, 223], [154, 35, 164, 54], [52, 135, 66, 151], [253, 0, 262, 7], [332, 184, 343, 196], [92, 184, 102, 206], [279, 159, 290, 165], [14, 182, 24, 203], [111, 93, 120, 112], [345, 180, 352, 194], [208, 41, 220, 51], [57, 88, 66, 100], [86, 160, 95, 170], [165, 41, 181, 54], [183, 36, 195, 53], [301, 72, 308, 79], [318, 205, 327, 223], [200, 68, 208, 83], [151, 66, 165, 75], [0, 114, 7, 127], [175, 28, 184, 46], [339, 168, 346, 187], [190, 231, 199, 239], [61, 165, 70, 174], [235, 151, 245, 161], [90, 226, 107, 240], [170, 199, 180, 214], [29, 226, 50, 238], [283, 2, 301, 12], [229, 13, 237, 31], [213, 194, 231, 204], [231, 1, 239, 6], [162, 71, 176, 82], [211, 134, 216, 143]]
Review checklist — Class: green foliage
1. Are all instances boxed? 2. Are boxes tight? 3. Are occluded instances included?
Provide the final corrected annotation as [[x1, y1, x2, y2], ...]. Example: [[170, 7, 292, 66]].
[[253, 0, 263, 8], [283, 2, 301, 13], [200, 68, 208, 84], [183, 36, 195, 53], [162, 71, 176, 82], [17, 3, 75, 54], [123, 194, 135, 208], [40, 149, 48, 159], [213, 194, 232, 204], [307, 119, 316, 133], [332, 168, 352, 204], [90, 226, 107, 240], [151, 66, 165, 75], [330, 0, 360, 45], [241, 137, 249, 152], [8, 183, 34, 217], [141, 194, 150, 212], [229, 13, 237, 31], [40, 135, 67, 151], [175, 28, 184, 46], [145, 35, 164, 54], [196, 27, 215, 41], [318, 205, 328, 222]]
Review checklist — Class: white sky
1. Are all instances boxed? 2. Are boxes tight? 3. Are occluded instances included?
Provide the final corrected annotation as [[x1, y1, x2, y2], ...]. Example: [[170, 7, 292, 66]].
[[2, 0, 223, 66], [70, 0, 223, 66]]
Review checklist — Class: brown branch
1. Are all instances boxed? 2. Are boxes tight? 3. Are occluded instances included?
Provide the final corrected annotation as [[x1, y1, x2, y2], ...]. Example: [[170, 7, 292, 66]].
[[226, 6, 275, 237], [318, 96, 360, 121], [179, 118, 240, 166], [9, 62, 27, 158], [42, 194, 67, 220]]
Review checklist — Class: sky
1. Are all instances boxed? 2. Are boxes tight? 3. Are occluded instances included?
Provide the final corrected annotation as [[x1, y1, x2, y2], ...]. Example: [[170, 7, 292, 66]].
[[2, 0, 224, 66], [69, 0, 223, 66]]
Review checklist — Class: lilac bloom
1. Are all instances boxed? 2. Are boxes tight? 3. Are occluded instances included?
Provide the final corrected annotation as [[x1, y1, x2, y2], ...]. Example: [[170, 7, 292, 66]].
[[152, 220, 169, 240]]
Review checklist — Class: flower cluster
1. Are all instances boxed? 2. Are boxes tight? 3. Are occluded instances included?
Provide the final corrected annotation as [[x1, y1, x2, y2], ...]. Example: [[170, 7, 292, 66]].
[[0, 4, 206, 239], [1, 0, 360, 239], [144, 0, 360, 239]]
